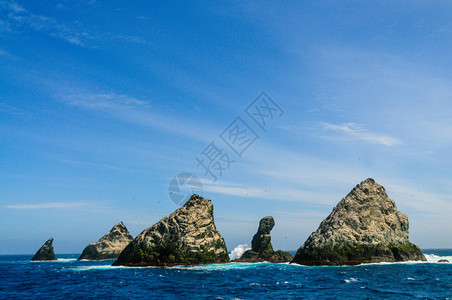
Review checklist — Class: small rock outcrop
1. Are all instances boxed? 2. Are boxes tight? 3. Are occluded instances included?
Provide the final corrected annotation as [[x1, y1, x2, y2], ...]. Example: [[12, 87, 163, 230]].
[[113, 194, 229, 266], [78, 222, 134, 260], [272, 250, 294, 262], [438, 259, 449, 263], [31, 238, 57, 261], [292, 178, 426, 265], [237, 216, 293, 263]]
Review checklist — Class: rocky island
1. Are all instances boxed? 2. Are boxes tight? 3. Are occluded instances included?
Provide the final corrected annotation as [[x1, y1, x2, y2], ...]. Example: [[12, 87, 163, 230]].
[[31, 237, 57, 261], [113, 194, 229, 266], [78, 222, 134, 260], [292, 178, 426, 265], [236, 216, 292, 263]]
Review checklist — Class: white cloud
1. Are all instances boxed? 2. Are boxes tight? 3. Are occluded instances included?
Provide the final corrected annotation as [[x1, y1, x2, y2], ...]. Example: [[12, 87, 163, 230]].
[[311, 44, 452, 150], [0, 1, 93, 47], [66, 93, 151, 110], [123, 220, 153, 226], [201, 178, 336, 205], [0, 102, 21, 115], [6, 1, 26, 13], [62, 92, 216, 143], [0, 48, 16, 60], [322, 122, 403, 146], [385, 183, 452, 216], [3, 202, 93, 209], [1, 2, 144, 47], [58, 158, 150, 173]]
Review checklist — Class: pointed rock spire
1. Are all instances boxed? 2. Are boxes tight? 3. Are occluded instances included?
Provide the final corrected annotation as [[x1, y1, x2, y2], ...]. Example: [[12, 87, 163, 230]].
[[292, 178, 426, 265], [113, 194, 229, 266], [78, 222, 134, 260], [31, 237, 57, 261]]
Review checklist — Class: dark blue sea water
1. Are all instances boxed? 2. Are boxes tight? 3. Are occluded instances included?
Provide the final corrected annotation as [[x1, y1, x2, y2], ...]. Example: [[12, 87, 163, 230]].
[[0, 250, 451, 299]]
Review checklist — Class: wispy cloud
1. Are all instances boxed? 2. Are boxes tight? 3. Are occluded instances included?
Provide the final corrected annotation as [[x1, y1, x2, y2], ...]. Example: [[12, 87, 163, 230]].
[[123, 220, 153, 226], [5, 1, 25, 13], [243, 143, 452, 217], [63, 92, 215, 143], [385, 183, 452, 216], [274, 209, 326, 219], [0, 1, 145, 47], [0, 102, 22, 115], [3, 202, 93, 209], [322, 122, 403, 146], [66, 93, 151, 110], [241, 141, 371, 188], [311, 44, 452, 150], [0, 48, 16, 60], [202, 178, 336, 205], [59, 158, 150, 173], [0, 1, 93, 46]]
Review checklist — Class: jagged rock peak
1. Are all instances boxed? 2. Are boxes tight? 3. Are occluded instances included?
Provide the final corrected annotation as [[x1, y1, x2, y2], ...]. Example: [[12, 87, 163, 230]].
[[292, 178, 426, 265], [113, 194, 229, 266], [31, 237, 57, 261], [78, 222, 134, 260]]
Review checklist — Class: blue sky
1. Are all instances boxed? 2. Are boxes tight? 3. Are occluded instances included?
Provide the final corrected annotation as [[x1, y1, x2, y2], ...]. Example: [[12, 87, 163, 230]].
[[1, 1, 451, 254]]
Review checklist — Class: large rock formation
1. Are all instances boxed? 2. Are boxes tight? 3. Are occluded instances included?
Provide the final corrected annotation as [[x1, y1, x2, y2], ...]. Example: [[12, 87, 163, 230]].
[[292, 178, 426, 265], [31, 237, 57, 261], [237, 216, 293, 263], [78, 222, 134, 260], [113, 194, 229, 266]]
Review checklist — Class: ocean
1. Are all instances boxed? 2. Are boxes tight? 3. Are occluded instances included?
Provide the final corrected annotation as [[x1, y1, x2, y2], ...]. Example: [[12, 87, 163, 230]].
[[0, 249, 451, 299]]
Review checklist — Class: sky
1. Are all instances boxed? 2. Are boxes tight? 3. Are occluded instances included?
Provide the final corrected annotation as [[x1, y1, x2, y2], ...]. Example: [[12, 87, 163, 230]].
[[1, 1, 451, 254]]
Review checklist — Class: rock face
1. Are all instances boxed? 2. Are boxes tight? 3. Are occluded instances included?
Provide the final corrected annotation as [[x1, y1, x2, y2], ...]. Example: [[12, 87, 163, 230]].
[[292, 178, 426, 265], [238, 216, 293, 263], [113, 194, 229, 266], [31, 238, 57, 261], [78, 222, 134, 260], [244, 216, 275, 258]]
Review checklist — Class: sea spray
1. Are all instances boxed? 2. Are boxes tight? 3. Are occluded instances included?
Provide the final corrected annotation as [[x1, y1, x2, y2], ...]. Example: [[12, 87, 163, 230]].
[[229, 244, 251, 260]]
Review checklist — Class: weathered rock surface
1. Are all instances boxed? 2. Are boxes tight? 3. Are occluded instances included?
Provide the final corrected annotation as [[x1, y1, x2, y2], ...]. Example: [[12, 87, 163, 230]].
[[245, 216, 275, 258], [31, 237, 57, 261], [292, 178, 426, 265], [78, 222, 134, 260], [237, 216, 293, 263], [272, 250, 294, 262], [113, 194, 229, 266]]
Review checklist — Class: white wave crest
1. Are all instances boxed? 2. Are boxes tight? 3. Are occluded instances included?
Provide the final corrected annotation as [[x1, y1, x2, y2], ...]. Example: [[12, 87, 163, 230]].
[[229, 244, 251, 260], [56, 258, 78, 262], [172, 262, 272, 271], [290, 252, 452, 267], [30, 258, 77, 263], [423, 253, 452, 263], [68, 265, 145, 271]]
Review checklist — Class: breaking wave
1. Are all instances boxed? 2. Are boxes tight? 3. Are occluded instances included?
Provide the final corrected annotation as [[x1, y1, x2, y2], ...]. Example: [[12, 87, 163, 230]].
[[229, 244, 251, 260], [423, 253, 451, 263]]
